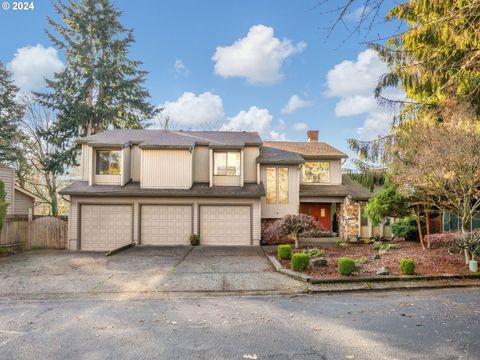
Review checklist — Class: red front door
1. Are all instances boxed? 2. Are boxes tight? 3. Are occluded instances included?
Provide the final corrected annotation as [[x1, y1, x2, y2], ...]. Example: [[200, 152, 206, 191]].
[[300, 203, 331, 231]]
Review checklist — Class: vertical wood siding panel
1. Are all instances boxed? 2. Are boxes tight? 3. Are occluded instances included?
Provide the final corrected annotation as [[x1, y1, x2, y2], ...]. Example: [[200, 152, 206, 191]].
[[121, 147, 131, 186], [212, 176, 241, 186], [244, 147, 259, 182], [0, 167, 15, 215], [193, 146, 209, 182], [130, 146, 141, 182], [13, 190, 34, 215], [141, 149, 192, 189]]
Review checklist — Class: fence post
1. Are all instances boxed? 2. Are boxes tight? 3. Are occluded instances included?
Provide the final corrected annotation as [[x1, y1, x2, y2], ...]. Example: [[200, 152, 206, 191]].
[[27, 209, 33, 250]]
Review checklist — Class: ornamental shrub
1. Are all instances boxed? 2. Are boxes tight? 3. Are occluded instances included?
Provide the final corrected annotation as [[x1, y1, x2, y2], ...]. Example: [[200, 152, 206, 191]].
[[189, 234, 200, 246], [278, 214, 322, 248], [392, 217, 423, 241], [399, 258, 415, 275], [338, 257, 356, 275], [302, 247, 325, 257], [291, 253, 310, 271], [371, 242, 397, 251], [277, 244, 292, 260]]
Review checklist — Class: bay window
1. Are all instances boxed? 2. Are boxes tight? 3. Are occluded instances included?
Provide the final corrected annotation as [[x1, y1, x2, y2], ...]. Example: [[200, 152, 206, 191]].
[[214, 151, 240, 176], [96, 150, 121, 175]]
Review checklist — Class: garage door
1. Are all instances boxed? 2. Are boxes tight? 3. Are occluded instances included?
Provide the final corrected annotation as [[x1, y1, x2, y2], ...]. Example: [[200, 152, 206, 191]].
[[141, 205, 192, 245], [81, 204, 133, 251], [200, 205, 251, 245]]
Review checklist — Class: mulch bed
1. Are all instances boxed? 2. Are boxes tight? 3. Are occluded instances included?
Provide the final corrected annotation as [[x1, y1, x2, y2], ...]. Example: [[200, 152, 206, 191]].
[[271, 240, 468, 278]]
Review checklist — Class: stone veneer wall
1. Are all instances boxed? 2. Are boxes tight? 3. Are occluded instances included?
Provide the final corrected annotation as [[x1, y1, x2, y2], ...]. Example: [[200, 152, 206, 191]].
[[337, 196, 360, 241]]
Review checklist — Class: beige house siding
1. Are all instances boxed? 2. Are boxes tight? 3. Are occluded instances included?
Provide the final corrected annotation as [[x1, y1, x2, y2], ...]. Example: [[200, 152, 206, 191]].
[[80, 144, 90, 181], [260, 164, 300, 219], [14, 190, 34, 215], [130, 145, 141, 182], [300, 159, 342, 185], [212, 175, 241, 186], [68, 196, 261, 250], [0, 166, 15, 214], [141, 149, 192, 189], [121, 146, 131, 186], [193, 146, 209, 182], [244, 146, 259, 183]]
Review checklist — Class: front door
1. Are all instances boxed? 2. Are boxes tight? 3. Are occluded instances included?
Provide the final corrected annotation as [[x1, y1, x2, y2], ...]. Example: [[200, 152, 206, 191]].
[[300, 203, 331, 231]]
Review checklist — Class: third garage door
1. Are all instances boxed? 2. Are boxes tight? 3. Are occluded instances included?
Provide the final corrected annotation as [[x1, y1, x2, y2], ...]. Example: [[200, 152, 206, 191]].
[[141, 205, 192, 245], [200, 205, 251, 246]]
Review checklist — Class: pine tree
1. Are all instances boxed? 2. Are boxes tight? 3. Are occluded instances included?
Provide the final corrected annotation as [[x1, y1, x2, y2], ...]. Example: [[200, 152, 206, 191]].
[[37, 0, 158, 173], [0, 62, 26, 168]]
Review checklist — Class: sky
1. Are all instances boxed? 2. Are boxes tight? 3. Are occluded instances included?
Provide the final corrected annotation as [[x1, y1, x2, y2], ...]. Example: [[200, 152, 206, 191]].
[[0, 0, 400, 159]]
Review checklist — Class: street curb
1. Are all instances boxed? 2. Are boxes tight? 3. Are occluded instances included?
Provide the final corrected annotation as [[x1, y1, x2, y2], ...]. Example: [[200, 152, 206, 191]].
[[266, 254, 480, 285]]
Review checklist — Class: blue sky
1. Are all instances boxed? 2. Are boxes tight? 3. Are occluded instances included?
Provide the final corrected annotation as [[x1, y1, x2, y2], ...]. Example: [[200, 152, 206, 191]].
[[0, 0, 399, 157]]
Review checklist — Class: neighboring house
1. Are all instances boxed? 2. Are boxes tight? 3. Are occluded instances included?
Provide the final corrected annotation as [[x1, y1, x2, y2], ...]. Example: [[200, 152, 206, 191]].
[[0, 164, 36, 216], [60, 129, 383, 251]]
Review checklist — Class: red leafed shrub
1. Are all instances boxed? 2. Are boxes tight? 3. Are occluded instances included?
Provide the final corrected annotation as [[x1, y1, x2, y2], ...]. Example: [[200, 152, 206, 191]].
[[425, 231, 462, 249], [279, 214, 323, 247], [261, 220, 292, 245]]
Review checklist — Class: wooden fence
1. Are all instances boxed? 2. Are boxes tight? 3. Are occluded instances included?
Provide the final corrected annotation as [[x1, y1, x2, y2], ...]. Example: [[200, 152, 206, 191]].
[[0, 215, 67, 249]]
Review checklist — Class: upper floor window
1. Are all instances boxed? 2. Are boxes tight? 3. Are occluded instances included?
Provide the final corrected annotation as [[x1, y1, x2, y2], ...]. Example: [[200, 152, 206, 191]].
[[214, 151, 240, 176], [266, 167, 288, 204], [303, 161, 330, 183], [96, 150, 121, 175]]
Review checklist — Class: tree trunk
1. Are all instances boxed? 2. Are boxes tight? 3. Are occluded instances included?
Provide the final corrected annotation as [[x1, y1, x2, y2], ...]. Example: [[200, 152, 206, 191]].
[[425, 205, 431, 249], [461, 218, 471, 264], [415, 205, 425, 250], [294, 234, 299, 249], [51, 195, 58, 217]]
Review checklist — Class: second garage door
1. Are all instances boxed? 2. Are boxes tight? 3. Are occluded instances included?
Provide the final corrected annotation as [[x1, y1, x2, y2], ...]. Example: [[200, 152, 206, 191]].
[[200, 205, 251, 245], [80, 204, 133, 251], [141, 205, 192, 245]]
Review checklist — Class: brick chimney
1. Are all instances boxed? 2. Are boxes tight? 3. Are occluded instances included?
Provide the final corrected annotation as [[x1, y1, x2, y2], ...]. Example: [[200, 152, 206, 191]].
[[307, 130, 319, 143]]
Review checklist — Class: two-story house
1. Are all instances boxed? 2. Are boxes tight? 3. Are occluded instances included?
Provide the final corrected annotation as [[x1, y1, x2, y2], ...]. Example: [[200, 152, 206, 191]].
[[60, 129, 377, 251]]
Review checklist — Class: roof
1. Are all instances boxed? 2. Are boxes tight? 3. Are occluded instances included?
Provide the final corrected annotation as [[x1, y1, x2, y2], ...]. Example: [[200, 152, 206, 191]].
[[299, 174, 373, 201], [77, 129, 263, 147], [60, 181, 265, 198], [15, 186, 38, 200], [263, 141, 347, 158], [257, 147, 304, 165]]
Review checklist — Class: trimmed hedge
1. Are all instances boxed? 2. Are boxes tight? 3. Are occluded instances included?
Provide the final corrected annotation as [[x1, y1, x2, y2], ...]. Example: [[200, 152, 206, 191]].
[[291, 253, 310, 271], [338, 257, 356, 275], [400, 258, 415, 275], [278, 244, 292, 260]]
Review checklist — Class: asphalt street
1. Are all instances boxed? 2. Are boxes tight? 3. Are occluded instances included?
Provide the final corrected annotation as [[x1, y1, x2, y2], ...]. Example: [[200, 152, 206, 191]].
[[0, 288, 479, 360]]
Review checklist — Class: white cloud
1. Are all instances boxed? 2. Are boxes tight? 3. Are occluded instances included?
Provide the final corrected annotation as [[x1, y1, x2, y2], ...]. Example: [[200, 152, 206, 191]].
[[174, 59, 189, 76], [221, 106, 287, 140], [212, 24, 306, 84], [160, 92, 224, 129], [281, 95, 312, 114], [292, 122, 308, 131], [7, 44, 64, 91], [325, 49, 404, 138]]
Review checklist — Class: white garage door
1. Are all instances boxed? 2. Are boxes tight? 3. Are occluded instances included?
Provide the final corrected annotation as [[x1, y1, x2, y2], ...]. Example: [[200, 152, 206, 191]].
[[81, 204, 133, 251], [141, 205, 192, 245], [200, 205, 251, 246]]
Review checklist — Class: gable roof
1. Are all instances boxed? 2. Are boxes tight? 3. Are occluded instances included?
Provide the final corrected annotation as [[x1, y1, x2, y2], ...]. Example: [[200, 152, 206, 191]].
[[257, 146, 304, 165], [15, 186, 38, 200], [263, 141, 347, 158], [299, 174, 373, 201], [77, 129, 263, 147]]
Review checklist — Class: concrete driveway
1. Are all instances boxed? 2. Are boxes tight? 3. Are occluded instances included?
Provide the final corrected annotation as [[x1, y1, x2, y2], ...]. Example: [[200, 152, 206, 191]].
[[0, 246, 304, 299]]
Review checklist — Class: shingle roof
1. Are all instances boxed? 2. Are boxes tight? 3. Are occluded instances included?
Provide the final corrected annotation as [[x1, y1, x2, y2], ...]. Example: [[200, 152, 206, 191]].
[[263, 141, 347, 158], [77, 129, 263, 147], [257, 147, 304, 165], [60, 181, 265, 198], [299, 174, 372, 201]]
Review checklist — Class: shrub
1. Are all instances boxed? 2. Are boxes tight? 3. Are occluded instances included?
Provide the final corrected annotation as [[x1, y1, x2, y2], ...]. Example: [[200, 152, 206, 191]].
[[302, 247, 325, 257], [371, 242, 397, 251], [355, 256, 368, 264], [448, 232, 480, 261], [278, 214, 322, 248], [338, 257, 356, 275], [189, 234, 200, 246], [336, 239, 347, 247], [262, 220, 291, 245], [425, 231, 462, 249], [392, 217, 424, 241], [277, 244, 292, 260], [291, 253, 310, 271], [400, 258, 416, 275]]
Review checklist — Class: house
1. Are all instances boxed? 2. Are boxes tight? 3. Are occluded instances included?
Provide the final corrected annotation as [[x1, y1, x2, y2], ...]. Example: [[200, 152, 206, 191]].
[[0, 164, 36, 216], [60, 129, 384, 251]]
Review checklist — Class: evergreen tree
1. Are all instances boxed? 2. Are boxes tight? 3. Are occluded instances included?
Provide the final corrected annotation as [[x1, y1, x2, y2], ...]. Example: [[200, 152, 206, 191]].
[[37, 0, 158, 173], [0, 62, 25, 168]]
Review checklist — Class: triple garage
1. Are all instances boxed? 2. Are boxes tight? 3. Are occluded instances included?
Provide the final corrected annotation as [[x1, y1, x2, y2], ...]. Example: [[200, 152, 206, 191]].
[[77, 202, 254, 251]]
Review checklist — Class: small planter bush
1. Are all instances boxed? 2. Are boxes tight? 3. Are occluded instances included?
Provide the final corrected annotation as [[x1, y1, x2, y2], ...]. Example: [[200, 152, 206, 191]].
[[189, 234, 200, 246], [291, 253, 310, 271], [338, 257, 356, 275], [302, 247, 325, 257], [371, 242, 397, 251], [277, 244, 292, 260], [400, 258, 415, 275]]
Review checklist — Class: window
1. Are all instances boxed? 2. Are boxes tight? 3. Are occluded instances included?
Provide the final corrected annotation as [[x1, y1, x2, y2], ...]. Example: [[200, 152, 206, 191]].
[[214, 152, 240, 176], [266, 167, 289, 204], [96, 150, 121, 175], [302, 161, 330, 183]]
